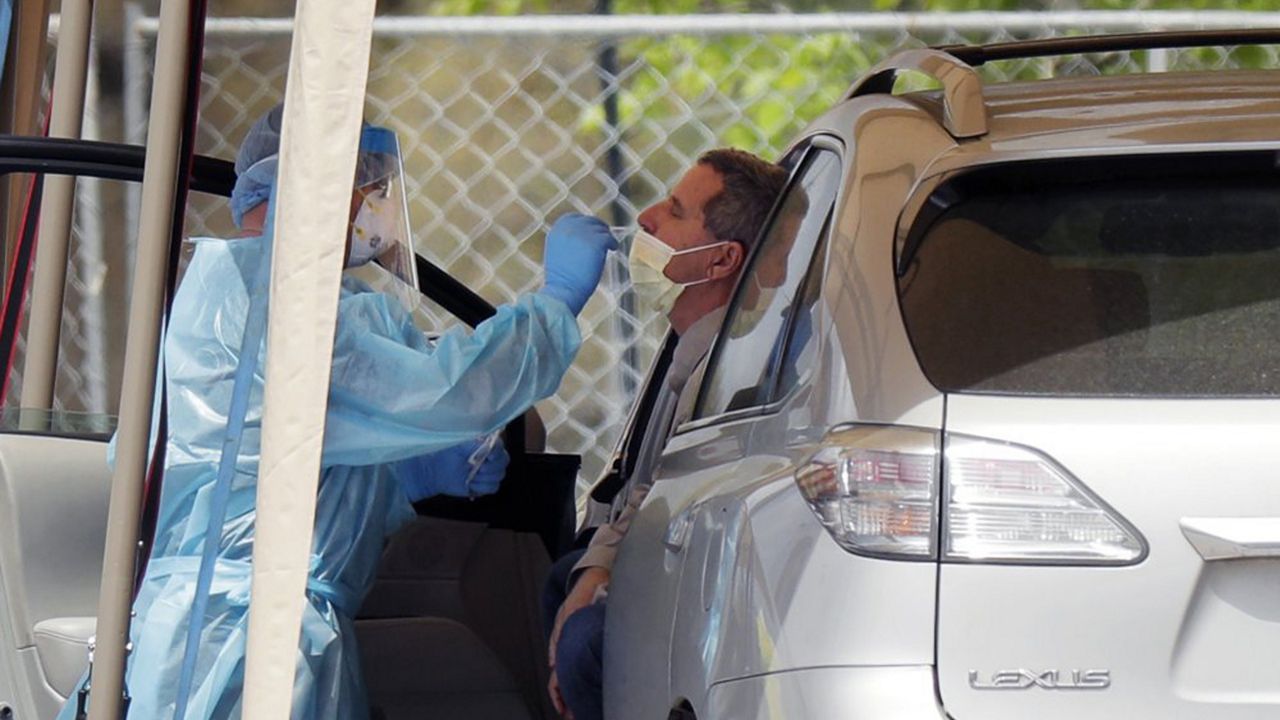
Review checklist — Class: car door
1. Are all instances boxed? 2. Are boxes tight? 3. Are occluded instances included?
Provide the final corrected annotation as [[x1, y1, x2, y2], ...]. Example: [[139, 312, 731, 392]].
[[604, 138, 844, 720]]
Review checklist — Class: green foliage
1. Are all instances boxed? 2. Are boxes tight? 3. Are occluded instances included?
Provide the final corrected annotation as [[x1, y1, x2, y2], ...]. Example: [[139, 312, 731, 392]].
[[584, 31, 889, 157], [1094, 0, 1280, 8], [421, 0, 555, 14], [399, 0, 1280, 161]]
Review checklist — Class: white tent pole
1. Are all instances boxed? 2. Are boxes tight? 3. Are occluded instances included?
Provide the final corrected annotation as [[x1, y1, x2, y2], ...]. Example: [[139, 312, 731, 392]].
[[87, 0, 193, 715], [20, 0, 92, 414], [241, 0, 375, 716]]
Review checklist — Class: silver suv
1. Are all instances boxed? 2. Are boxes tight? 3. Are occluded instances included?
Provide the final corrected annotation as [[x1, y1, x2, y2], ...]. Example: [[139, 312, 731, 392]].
[[601, 30, 1280, 720]]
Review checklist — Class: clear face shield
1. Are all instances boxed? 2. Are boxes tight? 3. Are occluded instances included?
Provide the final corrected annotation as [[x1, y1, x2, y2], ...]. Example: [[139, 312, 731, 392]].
[[349, 126, 419, 305]]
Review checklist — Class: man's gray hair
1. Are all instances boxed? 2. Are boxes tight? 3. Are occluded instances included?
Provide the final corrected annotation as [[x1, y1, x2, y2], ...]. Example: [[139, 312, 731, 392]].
[[697, 148, 789, 249]]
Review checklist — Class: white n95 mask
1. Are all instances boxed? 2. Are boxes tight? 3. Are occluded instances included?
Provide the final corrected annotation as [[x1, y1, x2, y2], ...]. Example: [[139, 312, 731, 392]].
[[627, 228, 730, 314]]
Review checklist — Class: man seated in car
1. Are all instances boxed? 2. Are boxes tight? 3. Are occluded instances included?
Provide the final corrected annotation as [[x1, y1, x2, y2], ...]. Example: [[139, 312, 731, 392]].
[[542, 148, 789, 720]]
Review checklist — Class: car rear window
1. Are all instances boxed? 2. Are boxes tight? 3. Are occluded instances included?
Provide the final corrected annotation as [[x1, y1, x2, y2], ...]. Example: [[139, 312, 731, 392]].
[[898, 152, 1280, 397]]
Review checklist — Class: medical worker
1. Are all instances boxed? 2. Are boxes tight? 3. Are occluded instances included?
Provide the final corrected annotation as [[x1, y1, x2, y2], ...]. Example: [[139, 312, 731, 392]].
[[60, 105, 616, 719]]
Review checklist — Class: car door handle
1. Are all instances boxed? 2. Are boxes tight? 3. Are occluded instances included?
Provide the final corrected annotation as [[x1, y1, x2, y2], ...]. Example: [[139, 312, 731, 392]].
[[1180, 517, 1280, 561]]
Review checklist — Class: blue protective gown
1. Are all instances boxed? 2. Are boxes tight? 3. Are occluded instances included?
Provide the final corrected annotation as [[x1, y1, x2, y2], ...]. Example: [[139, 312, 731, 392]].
[[60, 235, 580, 719]]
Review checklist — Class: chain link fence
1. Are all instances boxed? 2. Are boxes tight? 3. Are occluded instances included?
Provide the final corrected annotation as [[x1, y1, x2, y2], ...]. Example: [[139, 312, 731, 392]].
[[17, 8, 1280, 494]]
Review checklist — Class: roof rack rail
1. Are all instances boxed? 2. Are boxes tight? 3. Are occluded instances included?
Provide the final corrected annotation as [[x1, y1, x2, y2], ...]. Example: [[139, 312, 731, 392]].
[[846, 49, 988, 139], [938, 28, 1280, 66], [845, 28, 1280, 140]]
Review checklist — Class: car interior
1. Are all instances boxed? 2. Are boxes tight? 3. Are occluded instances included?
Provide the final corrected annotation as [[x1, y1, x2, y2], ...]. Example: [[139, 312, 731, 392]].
[[0, 138, 580, 720]]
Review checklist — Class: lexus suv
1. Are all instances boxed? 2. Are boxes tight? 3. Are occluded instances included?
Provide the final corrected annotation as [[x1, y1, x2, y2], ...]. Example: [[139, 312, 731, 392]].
[[597, 30, 1280, 720]]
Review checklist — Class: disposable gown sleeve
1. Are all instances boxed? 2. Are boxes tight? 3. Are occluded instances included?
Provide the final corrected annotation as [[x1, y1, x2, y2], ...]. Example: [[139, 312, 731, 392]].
[[321, 289, 580, 467]]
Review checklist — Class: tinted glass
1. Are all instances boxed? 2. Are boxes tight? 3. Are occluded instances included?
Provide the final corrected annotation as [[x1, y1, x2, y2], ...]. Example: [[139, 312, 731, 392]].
[[899, 152, 1280, 397], [771, 227, 828, 403], [695, 146, 841, 419]]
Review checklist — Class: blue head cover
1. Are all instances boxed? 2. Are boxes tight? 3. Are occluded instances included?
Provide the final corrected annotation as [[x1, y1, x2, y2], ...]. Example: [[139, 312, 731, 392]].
[[354, 125, 401, 188], [230, 105, 283, 228], [230, 105, 400, 227]]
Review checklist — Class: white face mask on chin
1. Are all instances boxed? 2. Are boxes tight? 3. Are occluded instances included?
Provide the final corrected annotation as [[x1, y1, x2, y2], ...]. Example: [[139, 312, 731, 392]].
[[627, 227, 730, 315]]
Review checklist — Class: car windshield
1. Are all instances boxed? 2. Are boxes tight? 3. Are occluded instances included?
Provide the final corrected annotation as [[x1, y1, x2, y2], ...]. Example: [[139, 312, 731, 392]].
[[898, 151, 1280, 397]]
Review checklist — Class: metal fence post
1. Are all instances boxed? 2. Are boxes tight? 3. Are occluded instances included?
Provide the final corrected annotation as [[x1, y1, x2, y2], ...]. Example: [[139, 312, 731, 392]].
[[1147, 47, 1171, 72]]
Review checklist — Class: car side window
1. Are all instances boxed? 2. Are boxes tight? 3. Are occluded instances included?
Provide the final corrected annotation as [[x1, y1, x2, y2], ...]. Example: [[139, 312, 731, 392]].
[[692, 144, 841, 420], [769, 223, 829, 403]]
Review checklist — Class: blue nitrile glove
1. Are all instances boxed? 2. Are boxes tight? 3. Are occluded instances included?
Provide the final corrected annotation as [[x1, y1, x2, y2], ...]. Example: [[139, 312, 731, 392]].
[[538, 213, 618, 316], [395, 436, 510, 502]]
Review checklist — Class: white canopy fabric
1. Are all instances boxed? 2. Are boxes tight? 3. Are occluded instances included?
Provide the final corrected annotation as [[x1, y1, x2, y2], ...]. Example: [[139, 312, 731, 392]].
[[241, 0, 377, 717]]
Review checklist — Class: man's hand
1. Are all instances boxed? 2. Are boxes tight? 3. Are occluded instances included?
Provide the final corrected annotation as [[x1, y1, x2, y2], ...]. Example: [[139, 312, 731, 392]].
[[547, 566, 611, 715], [548, 672, 572, 719]]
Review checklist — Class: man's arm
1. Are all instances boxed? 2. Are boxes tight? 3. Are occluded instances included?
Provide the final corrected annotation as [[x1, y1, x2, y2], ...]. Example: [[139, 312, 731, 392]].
[[570, 481, 650, 581], [547, 478, 652, 681]]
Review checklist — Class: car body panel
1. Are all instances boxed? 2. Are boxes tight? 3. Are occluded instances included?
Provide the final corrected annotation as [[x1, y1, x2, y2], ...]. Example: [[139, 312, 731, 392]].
[[609, 403, 942, 720], [665, 461, 940, 682], [607, 417, 756, 720], [3, 648, 58, 719], [817, 96, 951, 427], [937, 394, 1280, 719], [706, 665, 945, 719]]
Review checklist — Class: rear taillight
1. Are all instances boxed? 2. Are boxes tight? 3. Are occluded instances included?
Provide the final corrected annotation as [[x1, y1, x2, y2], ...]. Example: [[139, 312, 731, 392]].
[[796, 426, 939, 559], [943, 436, 1146, 564], [796, 426, 1146, 565]]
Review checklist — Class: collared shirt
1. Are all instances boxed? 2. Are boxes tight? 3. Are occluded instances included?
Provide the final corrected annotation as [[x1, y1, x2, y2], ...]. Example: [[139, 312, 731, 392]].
[[573, 306, 726, 576]]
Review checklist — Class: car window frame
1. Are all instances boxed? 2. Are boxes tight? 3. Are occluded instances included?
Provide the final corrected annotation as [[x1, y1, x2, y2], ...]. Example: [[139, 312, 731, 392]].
[[763, 210, 833, 407], [675, 133, 844, 436]]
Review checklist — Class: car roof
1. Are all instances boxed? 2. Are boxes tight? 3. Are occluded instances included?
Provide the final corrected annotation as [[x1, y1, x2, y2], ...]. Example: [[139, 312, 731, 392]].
[[906, 69, 1280, 159]]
